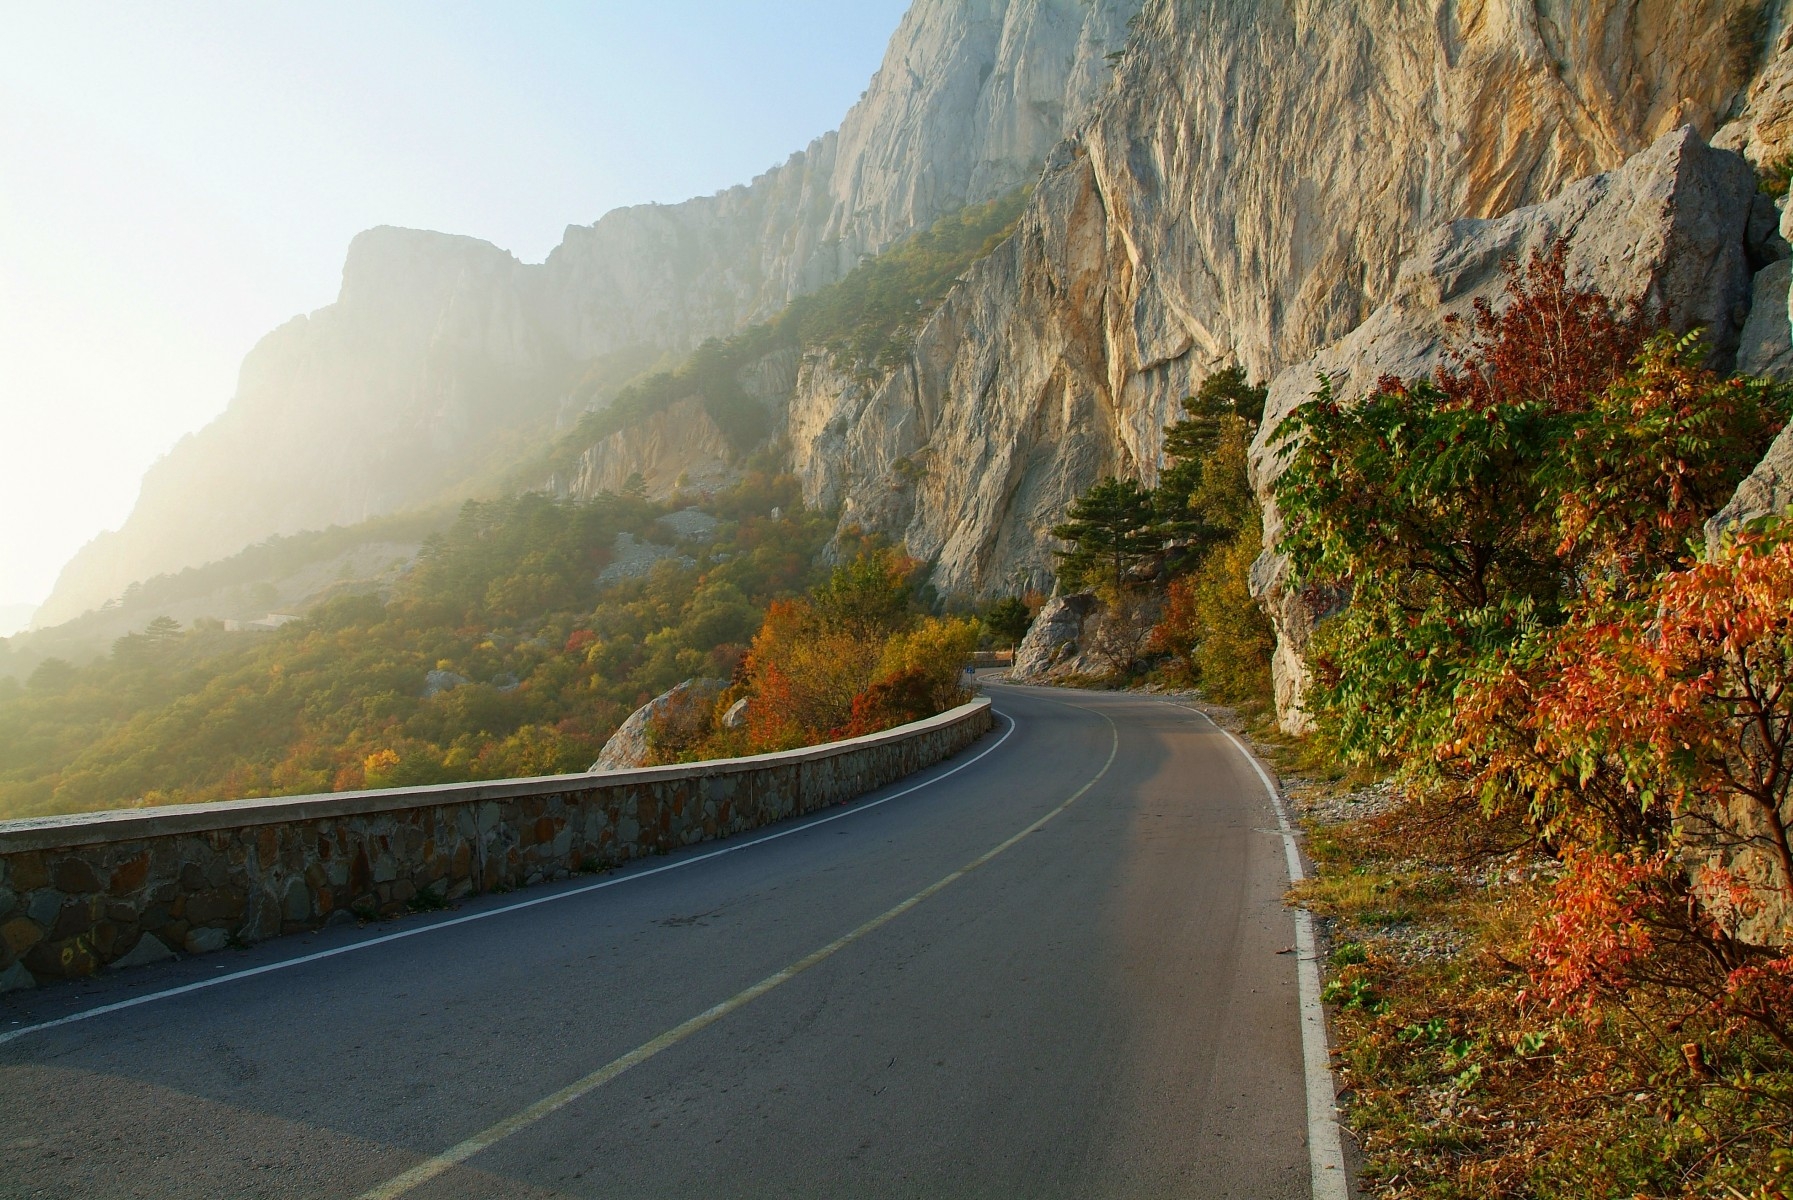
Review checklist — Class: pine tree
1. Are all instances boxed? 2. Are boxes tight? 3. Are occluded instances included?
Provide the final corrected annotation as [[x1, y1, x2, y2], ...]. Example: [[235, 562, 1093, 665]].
[[1154, 365, 1267, 562], [983, 597, 1033, 648], [1051, 477, 1158, 592], [143, 616, 183, 643]]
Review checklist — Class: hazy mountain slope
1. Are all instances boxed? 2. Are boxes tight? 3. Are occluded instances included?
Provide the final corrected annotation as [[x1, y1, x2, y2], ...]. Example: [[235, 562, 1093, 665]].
[[785, 0, 1779, 598], [36, 0, 1144, 629]]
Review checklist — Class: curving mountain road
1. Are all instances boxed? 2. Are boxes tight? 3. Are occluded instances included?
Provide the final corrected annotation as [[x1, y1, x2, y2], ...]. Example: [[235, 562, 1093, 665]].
[[0, 684, 1332, 1199]]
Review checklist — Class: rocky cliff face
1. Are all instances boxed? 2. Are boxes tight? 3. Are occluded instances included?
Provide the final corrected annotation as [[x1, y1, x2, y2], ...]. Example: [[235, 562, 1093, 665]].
[[538, 0, 1147, 362], [786, 0, 1773, 605], [38, 0, 1143, 628], [1247, 128, 1773, 730]]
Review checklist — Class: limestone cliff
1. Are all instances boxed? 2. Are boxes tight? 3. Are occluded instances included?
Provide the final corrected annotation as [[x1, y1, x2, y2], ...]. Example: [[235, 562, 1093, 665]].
[[38, 229, 567, 629], [38, 0, 1143, 628], [559, 399, 739, 501], [789, 0, 1774, 604]]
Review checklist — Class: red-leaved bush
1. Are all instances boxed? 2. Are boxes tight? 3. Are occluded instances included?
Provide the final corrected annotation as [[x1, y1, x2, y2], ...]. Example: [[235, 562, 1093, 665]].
[[1452, 532, 1793, 1047]]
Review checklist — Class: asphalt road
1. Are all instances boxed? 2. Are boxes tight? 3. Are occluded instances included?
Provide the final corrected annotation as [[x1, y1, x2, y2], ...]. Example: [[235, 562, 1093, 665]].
[[0, 684, 1314, 1199]]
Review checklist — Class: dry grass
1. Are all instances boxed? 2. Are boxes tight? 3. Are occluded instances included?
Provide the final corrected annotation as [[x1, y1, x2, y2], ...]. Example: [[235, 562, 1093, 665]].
[[1268, 770, 1793, 1198]]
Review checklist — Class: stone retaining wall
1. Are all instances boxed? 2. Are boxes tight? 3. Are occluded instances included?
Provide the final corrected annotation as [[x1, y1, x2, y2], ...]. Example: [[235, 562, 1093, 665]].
[[0, 698, 993, 992]]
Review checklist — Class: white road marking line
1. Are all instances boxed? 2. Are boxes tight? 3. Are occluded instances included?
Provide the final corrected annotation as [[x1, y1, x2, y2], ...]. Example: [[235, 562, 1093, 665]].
[[355, 711, 1120, 1200], [0, 713, 1018, 1049], [1181, 705, 1350, 1200]]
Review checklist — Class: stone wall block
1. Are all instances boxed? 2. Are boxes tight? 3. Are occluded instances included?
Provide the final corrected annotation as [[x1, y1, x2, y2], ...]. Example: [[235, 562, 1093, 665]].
[[26, 890, 62, 928], [186, 890, 241, 926], [50, 858, 102, 894], [12, 853, 48, 892], [109, 853, 151, 896], [28, 936, 98, 979], [50, 898, 99, 941], [184, 928, 227, 954], [92, 921, 126, 958], [1, 917, 43, 959], [280, 828, 305, 873]]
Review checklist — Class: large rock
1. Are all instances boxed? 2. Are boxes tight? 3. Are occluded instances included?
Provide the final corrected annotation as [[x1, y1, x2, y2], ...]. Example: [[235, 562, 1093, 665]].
[[595, 533, 696, 589], [1008, 593, 1096, 681], [720, 697, 751, 731], [423, 669, 471, 699], [109, 933, 175, 971], [1737, 258, 1793, 380], [590, 679, 727, 771], [1246, 127, 1761, 733], [1707, 420, 1793, 549]]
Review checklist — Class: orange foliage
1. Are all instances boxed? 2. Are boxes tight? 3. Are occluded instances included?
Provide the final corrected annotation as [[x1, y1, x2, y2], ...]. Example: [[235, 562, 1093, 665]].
[[1451, 532, 1793, 1047]]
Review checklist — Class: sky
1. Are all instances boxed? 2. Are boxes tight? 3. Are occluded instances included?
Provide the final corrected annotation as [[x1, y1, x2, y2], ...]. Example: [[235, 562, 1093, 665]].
[[0, 1, 911, 628]]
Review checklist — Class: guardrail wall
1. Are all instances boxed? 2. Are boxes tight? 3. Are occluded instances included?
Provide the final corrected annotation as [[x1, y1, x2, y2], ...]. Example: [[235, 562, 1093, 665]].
[[0, 697, 993, 990]]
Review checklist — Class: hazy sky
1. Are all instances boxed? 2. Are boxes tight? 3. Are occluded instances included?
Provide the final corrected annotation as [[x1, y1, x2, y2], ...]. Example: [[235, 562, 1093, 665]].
[[0, 1, 910, 619]]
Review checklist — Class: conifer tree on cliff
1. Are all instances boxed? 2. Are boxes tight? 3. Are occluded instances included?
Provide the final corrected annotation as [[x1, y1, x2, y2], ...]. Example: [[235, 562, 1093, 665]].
[[1051, 477, 1158, 593]]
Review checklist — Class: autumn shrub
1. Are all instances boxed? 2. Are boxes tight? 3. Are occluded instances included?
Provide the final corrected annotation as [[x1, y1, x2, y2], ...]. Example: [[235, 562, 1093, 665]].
[[714, 550, 976, 755], [1446, 531, 1793, 1050], [738, 599, 872, 751], [875, 616, 979, 713], [1184, 523, 1274, 704], [1269, 241, 1793, 1182], [1149, 577, 1203, 681], [839, 670, 936, 738]]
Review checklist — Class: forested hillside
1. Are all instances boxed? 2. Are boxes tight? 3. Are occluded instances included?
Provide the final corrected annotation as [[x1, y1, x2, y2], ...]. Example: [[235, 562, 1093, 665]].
[[0, 472, 983, 820]]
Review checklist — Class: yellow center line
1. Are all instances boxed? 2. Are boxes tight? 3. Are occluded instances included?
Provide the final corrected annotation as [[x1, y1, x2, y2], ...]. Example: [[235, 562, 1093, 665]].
[[356, 707, 1120, 1200]]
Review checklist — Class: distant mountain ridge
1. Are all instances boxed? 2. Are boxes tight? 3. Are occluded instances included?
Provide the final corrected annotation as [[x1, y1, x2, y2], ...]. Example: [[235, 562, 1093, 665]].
[[35, 0, 1145, 629], [0, 606, 36, 639]]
